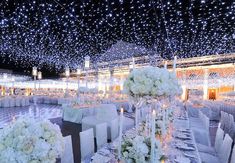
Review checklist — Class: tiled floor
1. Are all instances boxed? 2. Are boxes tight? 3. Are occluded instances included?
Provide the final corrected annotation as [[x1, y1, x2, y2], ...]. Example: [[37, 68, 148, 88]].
[[0, 104, 62, 128]]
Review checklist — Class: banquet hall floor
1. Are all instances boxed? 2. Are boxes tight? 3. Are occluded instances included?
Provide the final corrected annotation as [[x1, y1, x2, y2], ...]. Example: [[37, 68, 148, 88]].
[[0, 104, 62, 127]]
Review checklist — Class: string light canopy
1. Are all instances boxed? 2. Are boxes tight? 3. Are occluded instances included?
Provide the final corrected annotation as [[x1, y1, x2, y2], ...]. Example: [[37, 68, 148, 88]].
[[0, 0, 234, 72]]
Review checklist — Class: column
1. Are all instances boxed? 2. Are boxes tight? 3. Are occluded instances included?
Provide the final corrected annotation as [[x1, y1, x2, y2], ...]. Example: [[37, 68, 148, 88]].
[[203, 69, 209, 100], [109, 67, 114, 94]]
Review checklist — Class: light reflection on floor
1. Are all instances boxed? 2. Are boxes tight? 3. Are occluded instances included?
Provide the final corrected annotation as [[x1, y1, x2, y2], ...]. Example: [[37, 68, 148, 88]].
[[0, 104, 63, 128]]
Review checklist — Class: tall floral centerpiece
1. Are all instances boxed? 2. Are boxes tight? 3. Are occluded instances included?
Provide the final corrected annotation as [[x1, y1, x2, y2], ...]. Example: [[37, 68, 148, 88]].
[[123, 66, 182, 128], [0, 117, 64, 163], [123, 66, 182, 162]]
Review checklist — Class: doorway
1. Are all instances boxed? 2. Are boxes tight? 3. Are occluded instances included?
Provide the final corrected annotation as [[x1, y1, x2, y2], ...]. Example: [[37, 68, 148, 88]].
[[208, 88, 217, 100]]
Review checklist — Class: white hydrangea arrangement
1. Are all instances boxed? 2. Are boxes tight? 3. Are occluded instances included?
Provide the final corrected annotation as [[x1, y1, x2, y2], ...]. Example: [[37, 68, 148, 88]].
[[123, 66, 182, 100], [121, 135, 164, 163], [0, 117, 64, 163]]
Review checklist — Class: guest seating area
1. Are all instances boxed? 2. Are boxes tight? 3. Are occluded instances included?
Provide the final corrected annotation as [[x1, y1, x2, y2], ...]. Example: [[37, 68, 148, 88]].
[[187, 100, 235, 163], [81, 104, 134, 139], [0, 96, 30, 108]]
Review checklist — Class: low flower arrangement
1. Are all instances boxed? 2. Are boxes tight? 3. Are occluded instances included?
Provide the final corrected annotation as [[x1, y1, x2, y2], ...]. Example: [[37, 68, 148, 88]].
[[121, 135, 164, 163], [0, 117, 64, 163]]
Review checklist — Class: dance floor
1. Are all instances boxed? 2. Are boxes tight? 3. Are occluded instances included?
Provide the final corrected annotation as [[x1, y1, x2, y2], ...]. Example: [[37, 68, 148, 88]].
[[0, 104, 62, 127]]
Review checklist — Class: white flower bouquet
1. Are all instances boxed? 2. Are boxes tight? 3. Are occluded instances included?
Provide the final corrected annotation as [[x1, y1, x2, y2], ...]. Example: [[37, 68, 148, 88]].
[[121, 135, 164, 163], [0, 117, 64, 163], [123, 66, 182, 100]]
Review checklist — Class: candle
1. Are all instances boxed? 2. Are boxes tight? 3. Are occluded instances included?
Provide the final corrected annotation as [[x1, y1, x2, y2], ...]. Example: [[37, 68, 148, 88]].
[[118, 108, 124, 159], [135, 107, 138, 130], [164, 61, 167, 69], [132, 57, 135, 69], [162, 109, 166, 136], [173, 56, 177, 72], [151, 110, 156, 163]]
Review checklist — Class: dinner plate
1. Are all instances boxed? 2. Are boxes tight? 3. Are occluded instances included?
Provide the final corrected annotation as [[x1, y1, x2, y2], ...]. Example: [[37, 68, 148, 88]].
[[183, 152, 197, 158], [176, 145, 195, 151], [175, 133, 191, 140], [174, 156, 190, 163]]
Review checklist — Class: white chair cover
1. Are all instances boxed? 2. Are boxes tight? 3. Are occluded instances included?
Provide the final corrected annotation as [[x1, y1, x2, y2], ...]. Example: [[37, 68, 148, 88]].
[[228, 114, 235, 138], [214, 125, 224, 153], [96, 104, 118, 121], [80, 128, 94, 161], [192, 111, 211, 146], [218, 134, 233, 163], [15, 98, 21, 107], [9, 98, 15, 107], [200, 133, 232, 163], [198, 125, 224, 155], [61, 135, 74, 163], [231, 145, 235, 163], [110, 118, 119, 141], [220, 111, 226, 130], [95, 123, 107, 149], [3, 98, 10, 108], [25, 97, 30, 106]]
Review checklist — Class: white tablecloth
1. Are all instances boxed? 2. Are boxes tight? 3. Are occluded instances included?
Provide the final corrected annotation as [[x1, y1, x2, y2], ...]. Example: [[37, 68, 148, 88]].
[[62, 105, 98, 123]]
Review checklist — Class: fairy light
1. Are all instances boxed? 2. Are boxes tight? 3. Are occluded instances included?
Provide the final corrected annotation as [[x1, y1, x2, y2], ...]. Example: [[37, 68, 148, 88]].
[[0, 1, 234, 72]]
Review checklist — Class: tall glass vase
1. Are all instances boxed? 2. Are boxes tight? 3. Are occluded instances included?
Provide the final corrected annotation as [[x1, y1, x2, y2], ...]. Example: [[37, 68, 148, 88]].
[[132, 97, 146, 131]]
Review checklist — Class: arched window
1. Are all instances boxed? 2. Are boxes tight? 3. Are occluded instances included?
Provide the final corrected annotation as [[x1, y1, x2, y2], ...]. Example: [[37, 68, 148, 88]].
[[189, 73, 197, 79], [209, 72, 219, 78]]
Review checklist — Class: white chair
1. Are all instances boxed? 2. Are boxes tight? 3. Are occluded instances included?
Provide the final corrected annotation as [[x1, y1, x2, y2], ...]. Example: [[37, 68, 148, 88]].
[[80, 128, 95, 161], [214, 126, 225, 153], [220, 111, 228, 131], [15, 98, 21, 107], [110, 118, 119, 141], [197, 124, 224, 155], [231, 146, 235, 163], [217, 134, 233, 163], [61, 135, 74, 163], [25, 97, 30, 106], [228, 114, 235, 138], [200, 134, 233, 163], [82, 104, 134, 139], [3, 98, 10, 108], [96, 104, 118, 120], [9, 98, 15, 107], [95, 123, 107, 149], [192, 111, 211, 146], [21, 98, 26, 106]]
